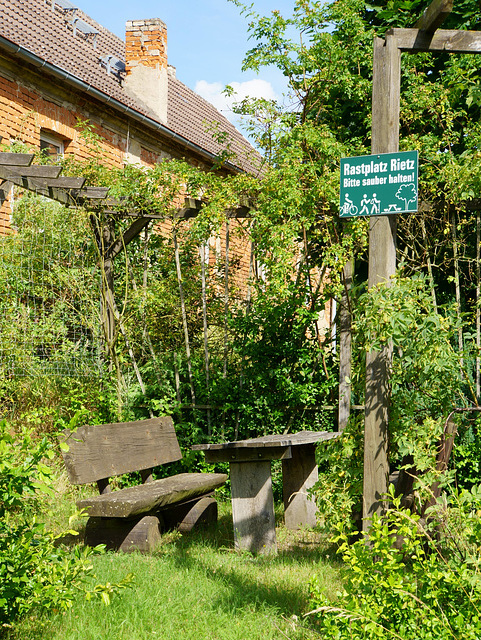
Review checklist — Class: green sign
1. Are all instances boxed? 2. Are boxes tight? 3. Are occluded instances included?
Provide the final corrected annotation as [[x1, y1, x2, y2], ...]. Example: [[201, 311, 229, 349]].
[[340, 150, 418, 218]]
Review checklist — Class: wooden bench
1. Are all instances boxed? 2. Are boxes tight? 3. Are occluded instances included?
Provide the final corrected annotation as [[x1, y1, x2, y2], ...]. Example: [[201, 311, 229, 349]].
[[60, 416, 228, 552]]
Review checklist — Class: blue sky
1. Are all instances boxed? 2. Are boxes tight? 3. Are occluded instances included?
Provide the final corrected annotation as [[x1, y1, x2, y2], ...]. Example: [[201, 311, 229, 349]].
[[76, 0, 297, 124]]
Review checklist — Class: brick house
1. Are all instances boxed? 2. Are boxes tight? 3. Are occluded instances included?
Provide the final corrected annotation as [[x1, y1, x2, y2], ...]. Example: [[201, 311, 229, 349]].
[[0, 0, 262, 287]]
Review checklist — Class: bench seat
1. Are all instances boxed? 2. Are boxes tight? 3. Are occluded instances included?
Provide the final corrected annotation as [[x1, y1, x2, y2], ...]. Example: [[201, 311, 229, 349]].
[[77, 472, 228, 518]]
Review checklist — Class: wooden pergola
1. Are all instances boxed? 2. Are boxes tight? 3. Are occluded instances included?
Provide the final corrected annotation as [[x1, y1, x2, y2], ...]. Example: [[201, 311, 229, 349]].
[[0, 151, 252, 369], [363, 0, 481, 527]]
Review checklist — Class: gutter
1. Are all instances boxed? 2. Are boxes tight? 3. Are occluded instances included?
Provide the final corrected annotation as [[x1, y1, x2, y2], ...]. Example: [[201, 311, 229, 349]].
[[0, 35, 242, 173]]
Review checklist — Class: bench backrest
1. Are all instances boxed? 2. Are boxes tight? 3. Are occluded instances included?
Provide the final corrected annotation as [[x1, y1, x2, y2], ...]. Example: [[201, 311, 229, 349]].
[[60, 416, 182, 485]]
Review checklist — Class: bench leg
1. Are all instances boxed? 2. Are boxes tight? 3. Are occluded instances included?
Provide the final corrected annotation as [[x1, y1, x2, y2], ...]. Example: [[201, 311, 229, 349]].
[[84, 515, 163, 553], [282, 443, 318, 529], [230, 461, 277, 554], [162, 496, 218, 532]]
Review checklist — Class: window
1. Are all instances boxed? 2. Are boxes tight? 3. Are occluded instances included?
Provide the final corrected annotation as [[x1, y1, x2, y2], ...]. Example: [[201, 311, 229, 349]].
[[40, 131, 65, 161]]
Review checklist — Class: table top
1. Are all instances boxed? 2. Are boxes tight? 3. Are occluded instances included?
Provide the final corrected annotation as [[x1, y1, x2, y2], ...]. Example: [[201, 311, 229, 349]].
[[192, 430, 340, 452]]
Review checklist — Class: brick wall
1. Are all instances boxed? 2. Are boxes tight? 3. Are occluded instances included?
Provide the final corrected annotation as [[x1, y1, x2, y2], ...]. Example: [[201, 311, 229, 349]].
[[0, 70, 254, 300], [0, 72, 160, 234]]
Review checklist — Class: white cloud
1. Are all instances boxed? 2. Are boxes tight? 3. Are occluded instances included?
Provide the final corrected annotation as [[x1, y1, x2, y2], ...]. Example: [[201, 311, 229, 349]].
[[195, 78, 278, 125]]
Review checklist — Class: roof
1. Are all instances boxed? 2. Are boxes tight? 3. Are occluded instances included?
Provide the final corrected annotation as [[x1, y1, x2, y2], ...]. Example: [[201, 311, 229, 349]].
[[0, 0, 262, 175]]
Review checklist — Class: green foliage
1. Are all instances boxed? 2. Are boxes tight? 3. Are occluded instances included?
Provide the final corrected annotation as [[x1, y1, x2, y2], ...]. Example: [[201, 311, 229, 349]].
[[313, 272, 474, 530], [0, 194, 99, 378], [309, 487, 481, 639], [452, 415, 481, 489], [314, 415, 364, 532], [356, 273, 474, 474], [0, 421, 132, 629]]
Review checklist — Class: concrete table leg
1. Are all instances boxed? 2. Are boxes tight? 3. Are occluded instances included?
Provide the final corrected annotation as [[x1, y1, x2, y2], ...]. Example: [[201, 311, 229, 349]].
[[282, 444, 318, 529], [230, 460, 277, 554]]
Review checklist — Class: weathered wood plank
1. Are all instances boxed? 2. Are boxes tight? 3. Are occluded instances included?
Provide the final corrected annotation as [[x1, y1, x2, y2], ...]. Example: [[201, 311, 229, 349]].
[[60, 417, 182, 484], [9, 176, 86, 191], [422, 417, 458, 513], [282, 444, 318, 529], [103, 210, 165, 219], [77, 472, 228, 517], [192, 430, 339, 452], [230, 461, 277, 554], [0, 170, 81, 207], [226, 207, 251, 219], [175, 207, 198, 220], [175, 196, 252, 220], [49, 176, 86, 189], [414, 0, 453, 32], [84, 515, 163, 552], [204, 445, 292, 464], [48, 187, 75, 206], [164, 495, 218, 533], [0, 165, 62, 179], [363, 35, 400, 530], [0, 180, 12, 202], [0, 152, 34, 166], [78, 186, 109, 199], [106, 217, 151, 260], [390, 28, 481, 53]]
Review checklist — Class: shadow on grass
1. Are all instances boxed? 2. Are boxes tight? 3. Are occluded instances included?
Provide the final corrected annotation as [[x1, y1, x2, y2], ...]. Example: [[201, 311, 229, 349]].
[[148, 506, 341, 627], [175, 506, 339, 559], [55, 501, 340, 565], [10, 504, 341, 640]]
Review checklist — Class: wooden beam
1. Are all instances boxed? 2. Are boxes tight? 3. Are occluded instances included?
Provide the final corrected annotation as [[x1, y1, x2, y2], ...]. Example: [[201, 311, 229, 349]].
[[390, 28, 481, 53], [102, 210, 164, 219], [414, 0, 453, 32], [0, 152, 34, 166], [106, 217, 151, 260], [0, 167, 102, 207], [175, 197, 252, 220], [0, 165, 62, 179], [78, 186, 109, 199], [48, 177, 86, 189], [175, 197, 203, 220], [226, 206, 251, 219], [0, 180, 12, 203]]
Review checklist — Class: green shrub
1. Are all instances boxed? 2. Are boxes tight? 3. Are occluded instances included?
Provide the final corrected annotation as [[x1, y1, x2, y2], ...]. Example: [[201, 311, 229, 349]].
[[309, 486, 481, 640], [0, 421, 131, 629], [312, 273, 472, 535]]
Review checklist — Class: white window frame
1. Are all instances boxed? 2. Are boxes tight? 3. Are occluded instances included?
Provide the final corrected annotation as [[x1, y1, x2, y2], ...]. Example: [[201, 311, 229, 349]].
[[40, 131, 64, 160]]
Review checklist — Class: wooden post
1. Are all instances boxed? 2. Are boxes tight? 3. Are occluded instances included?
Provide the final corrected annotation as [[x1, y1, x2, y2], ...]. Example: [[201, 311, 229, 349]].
[[100, 216, 116, 358], [363, 35, 400, 529], [477, 213, 480, 401], [338, 259, 353, 431], [282, 444, 318, 529], [230, 461, 277, 554]]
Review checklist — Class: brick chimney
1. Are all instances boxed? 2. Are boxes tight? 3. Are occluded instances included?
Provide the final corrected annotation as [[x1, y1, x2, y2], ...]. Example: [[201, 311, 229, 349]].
[[124, 19, 168, 124]]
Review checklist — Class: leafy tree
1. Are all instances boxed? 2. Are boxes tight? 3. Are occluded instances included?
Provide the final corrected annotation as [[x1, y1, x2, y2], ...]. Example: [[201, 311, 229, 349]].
[[230, 0, 481, 481]]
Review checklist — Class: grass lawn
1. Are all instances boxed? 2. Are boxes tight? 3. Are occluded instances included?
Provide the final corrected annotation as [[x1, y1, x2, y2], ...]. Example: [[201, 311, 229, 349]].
[[8, 503, 342, 640]]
